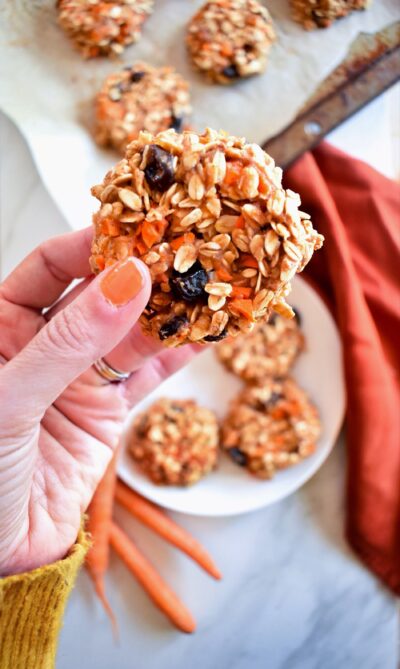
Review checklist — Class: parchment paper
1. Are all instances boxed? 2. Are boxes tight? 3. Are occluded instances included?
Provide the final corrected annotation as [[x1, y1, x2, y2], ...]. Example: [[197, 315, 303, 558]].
[[1, 0, 398, 230]]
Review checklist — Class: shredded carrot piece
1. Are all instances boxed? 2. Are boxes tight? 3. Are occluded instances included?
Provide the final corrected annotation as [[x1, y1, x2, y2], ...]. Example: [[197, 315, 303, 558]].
[[235, 215, 245, 229], [170, 232, 195, 251], [94, 255, 105, 271], [215, 262, 233, 282], [229, 298, 254, 321], [135, 240, 147, 255], [240, 254, 258, 268], [257, 168, 270, 195], [230, 286, 253, 299], [223, 161, 243, 187], [101, 219, 121, 237]]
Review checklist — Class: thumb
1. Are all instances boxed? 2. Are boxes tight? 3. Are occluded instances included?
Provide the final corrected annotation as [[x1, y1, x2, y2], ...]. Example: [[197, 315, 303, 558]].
[[0, 258, 151, 421]]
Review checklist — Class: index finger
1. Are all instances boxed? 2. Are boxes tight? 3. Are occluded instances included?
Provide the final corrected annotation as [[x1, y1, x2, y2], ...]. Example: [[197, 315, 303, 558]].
[[0, 226, 93, 310]]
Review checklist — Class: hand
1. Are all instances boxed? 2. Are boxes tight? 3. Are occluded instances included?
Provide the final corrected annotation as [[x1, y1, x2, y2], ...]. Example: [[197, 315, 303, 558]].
[[0, 227, 198, 575]]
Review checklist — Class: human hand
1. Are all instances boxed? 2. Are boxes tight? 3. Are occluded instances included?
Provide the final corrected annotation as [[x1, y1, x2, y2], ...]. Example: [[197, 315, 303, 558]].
[[0, 227, 198, 575]]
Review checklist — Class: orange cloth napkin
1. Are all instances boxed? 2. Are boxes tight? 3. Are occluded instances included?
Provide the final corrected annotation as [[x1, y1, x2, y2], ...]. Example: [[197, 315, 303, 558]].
[[285, 142, 400, 595]]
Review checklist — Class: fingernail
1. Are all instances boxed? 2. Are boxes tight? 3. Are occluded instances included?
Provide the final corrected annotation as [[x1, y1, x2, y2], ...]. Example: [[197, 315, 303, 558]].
[[100, 258, 144, 307]]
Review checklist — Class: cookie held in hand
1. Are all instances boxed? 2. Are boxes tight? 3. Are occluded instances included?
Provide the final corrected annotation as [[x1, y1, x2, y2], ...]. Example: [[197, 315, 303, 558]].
[[90, 128, 323, 346]]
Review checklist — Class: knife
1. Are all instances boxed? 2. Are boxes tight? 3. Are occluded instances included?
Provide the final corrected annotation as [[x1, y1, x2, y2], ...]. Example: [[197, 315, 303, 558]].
[[262, 21, 400, 170]]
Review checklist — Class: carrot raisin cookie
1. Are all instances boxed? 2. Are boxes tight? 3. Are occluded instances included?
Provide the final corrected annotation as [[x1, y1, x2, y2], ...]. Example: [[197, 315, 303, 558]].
[[221, 379, 321, 478], [129, 399, 219, 485], [95, 63, 192, 153], [217, 310, 304, 382], [186, 0, 276, 84], [57, 0, 154, 58], [291, 0, 371, 29], [90, 128, 323, 346]]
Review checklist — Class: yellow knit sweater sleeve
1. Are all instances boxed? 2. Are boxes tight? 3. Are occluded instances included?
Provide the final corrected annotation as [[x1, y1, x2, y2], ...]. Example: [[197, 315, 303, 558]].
[[0, 529, 90, 669]]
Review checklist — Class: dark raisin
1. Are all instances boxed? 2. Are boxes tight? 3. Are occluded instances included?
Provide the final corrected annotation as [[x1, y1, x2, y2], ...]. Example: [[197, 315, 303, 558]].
[[311, 10, 328, 27], [159, 315, 188, 341], [267, 392, 283, 407], [228, 447, 248, 467], [170, 261, 208, 302], [171, 404, 184, 413], [144, 144, 175, 192], [130, 70, 145, 83], [255, 392, 282, 412], [292, 307, 302, 326], [222, 64, 239, 79], [170, 114, 183, 132], [204, 329, 228, 342], [268, 312, 278, 326]]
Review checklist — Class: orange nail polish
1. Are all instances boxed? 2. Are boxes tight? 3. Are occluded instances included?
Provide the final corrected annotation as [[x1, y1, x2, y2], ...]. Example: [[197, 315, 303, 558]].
[[100, 259, 143, 306]]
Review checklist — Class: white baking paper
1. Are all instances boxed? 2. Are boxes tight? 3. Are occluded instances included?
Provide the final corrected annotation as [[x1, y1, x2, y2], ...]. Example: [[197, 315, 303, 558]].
[[1, 0, 399, 230]]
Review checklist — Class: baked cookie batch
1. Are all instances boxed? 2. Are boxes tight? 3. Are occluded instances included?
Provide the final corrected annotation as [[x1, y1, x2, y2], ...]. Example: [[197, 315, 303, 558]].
[[129, 309, 321, 485]]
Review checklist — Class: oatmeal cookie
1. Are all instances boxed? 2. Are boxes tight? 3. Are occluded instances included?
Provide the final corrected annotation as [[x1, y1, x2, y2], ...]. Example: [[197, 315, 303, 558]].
[[129, 399, 219, 485], [221, 378, 321, 479], [94, 63, 192, 154], [57, 0, 154, 58], [90, 128, 323, 346], [291, 0, 371, 30], [217, 310, 304, 382], [186, 0, 276, 84]]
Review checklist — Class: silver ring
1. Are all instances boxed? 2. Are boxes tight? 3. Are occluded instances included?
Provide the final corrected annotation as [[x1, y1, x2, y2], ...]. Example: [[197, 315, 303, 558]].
[[93, 358, 131, 383]]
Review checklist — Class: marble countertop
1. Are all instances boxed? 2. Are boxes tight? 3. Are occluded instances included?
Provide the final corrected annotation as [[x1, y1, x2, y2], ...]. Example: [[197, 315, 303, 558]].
[[0, 84, 399, 668]]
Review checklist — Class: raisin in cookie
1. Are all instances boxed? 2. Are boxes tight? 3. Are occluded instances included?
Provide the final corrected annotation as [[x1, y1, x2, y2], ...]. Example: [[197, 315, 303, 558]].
[[221, 378, 321, 479], [90, 128, 323, 346], [186, 0, 276, 84], [217, 310, 304, 382], [95, 63, 192, 154], [57, 0, 154, 58], [129, 399, 219, 485]]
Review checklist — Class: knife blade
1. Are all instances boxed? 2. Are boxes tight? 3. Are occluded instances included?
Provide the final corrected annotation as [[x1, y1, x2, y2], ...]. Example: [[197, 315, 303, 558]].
[[262, 21, 400, 170]]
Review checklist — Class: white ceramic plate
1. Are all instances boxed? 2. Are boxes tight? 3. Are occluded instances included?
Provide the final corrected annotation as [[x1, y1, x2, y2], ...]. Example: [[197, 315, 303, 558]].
[[118, 276, 345, 516]]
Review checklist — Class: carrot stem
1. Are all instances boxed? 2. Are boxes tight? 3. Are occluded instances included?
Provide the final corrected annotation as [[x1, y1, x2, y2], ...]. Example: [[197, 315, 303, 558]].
[[115, 480, 222, 580], [110, 522, 196, 634]]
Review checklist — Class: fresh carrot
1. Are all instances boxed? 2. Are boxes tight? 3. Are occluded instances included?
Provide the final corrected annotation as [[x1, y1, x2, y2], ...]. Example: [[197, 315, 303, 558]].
[[230, 286, 253, 299], [228, 298, 254, 321], [110, 522, 196, 634], [115, 480, 222, 580], [86, 454, 118, 631]]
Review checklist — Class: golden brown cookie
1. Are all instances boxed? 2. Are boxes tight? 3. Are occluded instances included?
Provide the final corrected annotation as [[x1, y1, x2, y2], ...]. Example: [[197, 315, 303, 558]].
[[129, 399, 219, 485], [90, 128, 323, 346], [186, 0, 276, 84], [221, 378, 321, 479]]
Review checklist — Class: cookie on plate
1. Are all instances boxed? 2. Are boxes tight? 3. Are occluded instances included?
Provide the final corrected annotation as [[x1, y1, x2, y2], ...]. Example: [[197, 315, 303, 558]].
[[221, 378, 321, 479], [129, 399, 219, 486], [94, 63, 192, 154], [57, 0, 154, 58], [290, 0, 371, 30], [90, 128, 323, 346], [217, 310, 304, 382], [186, 0, 276, 84]]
